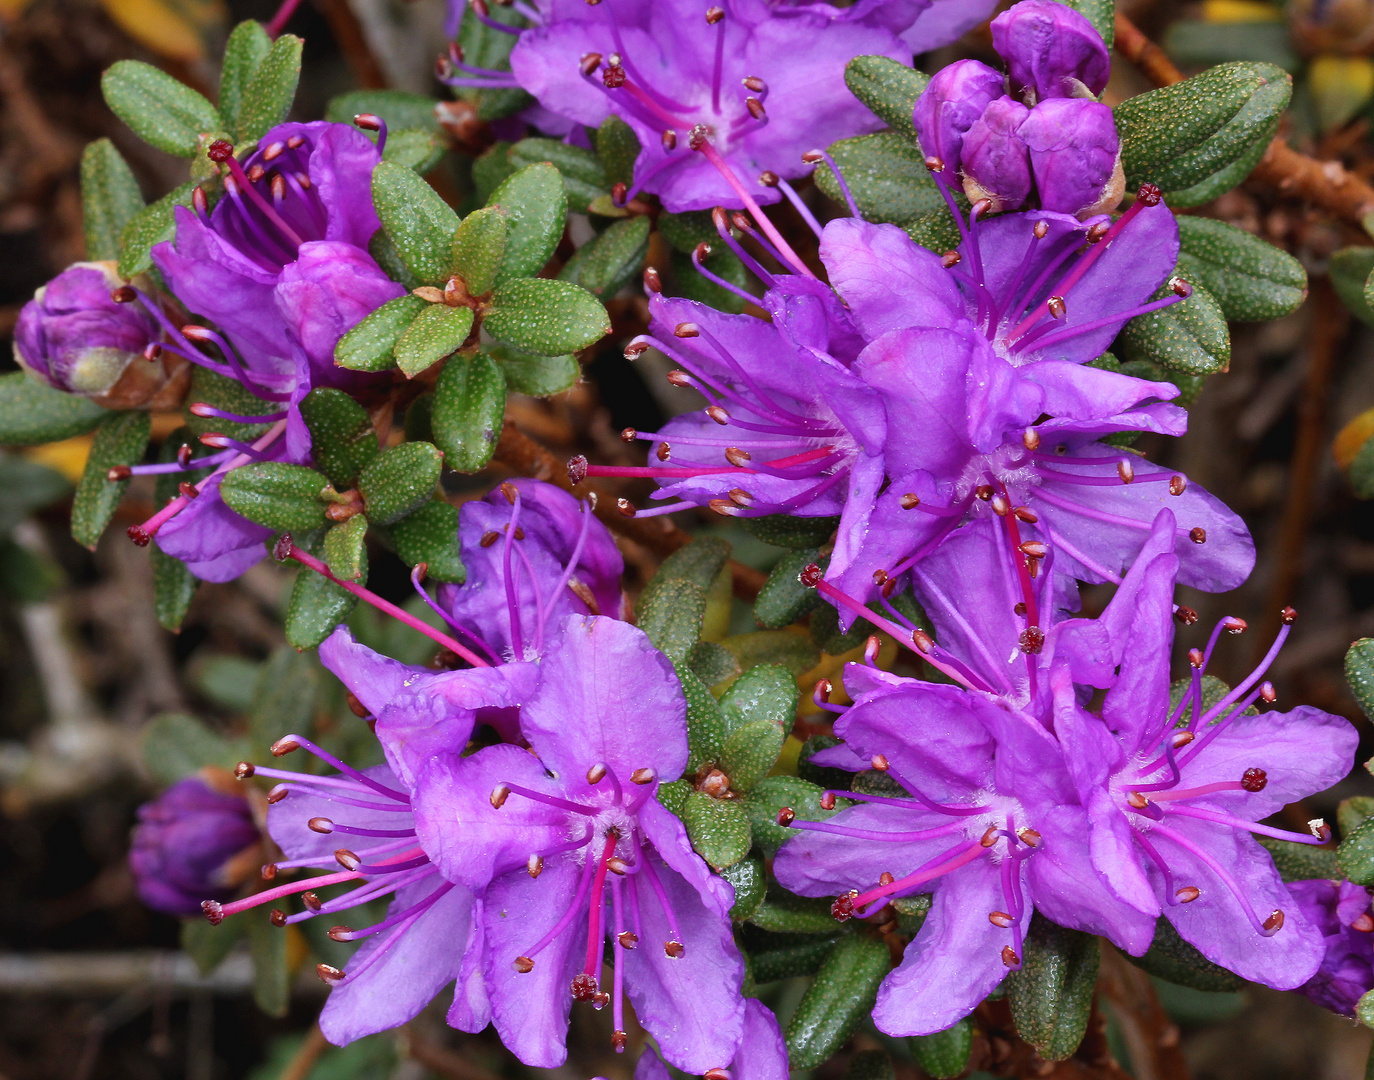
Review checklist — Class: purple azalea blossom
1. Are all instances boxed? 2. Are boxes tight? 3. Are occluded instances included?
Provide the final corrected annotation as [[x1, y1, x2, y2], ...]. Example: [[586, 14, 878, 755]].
[[990, 0, 1111, 102], [14, 262, 186, 409], [1288, 878, 1374, 1016], [129, 770, 259, 917], [410, 615, 746, 1070], [633, 998, 789, 1080], [1019, 98, 1123, 219], [960, 96, 1033, 213], [436, 478, 626, 662]]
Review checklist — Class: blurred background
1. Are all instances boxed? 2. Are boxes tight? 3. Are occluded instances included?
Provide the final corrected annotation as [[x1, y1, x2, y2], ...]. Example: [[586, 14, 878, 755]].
[[6, 0, 1374, 1077]]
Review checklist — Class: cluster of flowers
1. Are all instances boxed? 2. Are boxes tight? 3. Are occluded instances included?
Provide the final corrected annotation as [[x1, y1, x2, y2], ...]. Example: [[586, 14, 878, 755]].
[[15, 0, 1365, 1067]]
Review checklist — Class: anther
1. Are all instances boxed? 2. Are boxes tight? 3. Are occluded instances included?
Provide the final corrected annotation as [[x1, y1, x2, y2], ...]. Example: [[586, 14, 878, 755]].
[[941, 250, 961, 268], [617, 498, 637, 517], [990, 494, 1010, 517], [728, 488, 754, 506], [1172, 731, 1195, 748], [980, 827, 998, 847], [1189, 527, 1207, 544], [1189, 648, 1205, 669], [900, 492, 921, 509], [631, 768, 656, 785], [799, 563, 823, 587], [490, 784, 510, 809], [1281, 606, 1297, 625], [989, 911, 1014, 928], [1309, 819, 1331, 841], [832, 891, 857, 921], [1086, 221, 1110, 244], [613, 1031, 628, 1053], [642, 268, 662, 294], [480, 530, 500, 548], [1168, 475, 1187, 496], [1260, 682, 1277, 703], [743, 75, 766, 92], [1033, 220, 1049, 239], [1020, 427, 1041, 452], [1241, 768, 1267, 792], [1126, 791, 1150, 809], [579, 52, 602, 76], [820, 791, 836, 810], [271, 737, 300, 756], [776, 807, 796, 826], [924, 155, 944, 173], [527, 854, 543, 878], [179, 482, 199, 499], [571, 973, 598, 999], [110, 285, 136, 304], [234, 762, 255, 779], [872, 568, 889, 586], [800, 150, 824, 164], [106, 465, 132, 482], [266, 788, 288, 804], [513, 956, 535, 973], [706, 406, 730, 425], [302, 892, 321, 912], [975, 485, 993, 501], [1263, 909, 1285, 933], [606, 858, 630, 875], [1017, 828, 1041, 846], [1002, 946, 1020, 968], [498, 481, 518, 505], [1137, 183, 1162, 206], [308, 817, 334, 833], [587, 763, 608, 785], [1222, 617, 1247, 634], [1176, 886, 1200, 903], [879, 872, 895, 886], [870, 754, 889, 772], [192, 186, 209, 216], [334, 849, 360, 871], [664, 941, 685, 958], [618, 930, 639, 947], [746, 97, 765, 120], [1014, 602, 1027, 616], [326, 925, 352, 942], [1014, 506, 1038, 523], [758, 170, 779, 186], [144, 343, 163, 361], [1354, 913, 1374, 933], [1047, 295, 1066, 319], [1171, 278, 1192, 298], [705, 5, 724, 21], [317, 964, 346, 983], [202, 900, 224, 924], [176, 444, 192, 468], [662, 129, 677, 150], [1117, 459, 1135, 484], [1019, 540, 1047, 558], [725, 447, 751, 466], [912, 629, 934, 654], [694, 242, 712, 264], [1175, 605, 1199, 625], [704, 1069, 731, 1080], [270, 174, 287, 201]]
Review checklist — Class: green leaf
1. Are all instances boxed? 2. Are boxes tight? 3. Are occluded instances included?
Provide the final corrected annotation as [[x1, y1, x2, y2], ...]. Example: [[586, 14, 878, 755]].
[[750, 893, 847, 935], [0, 457, 69, 535], [325, 89, 439, 133], [1340, 816, 1374, 886], [369, 229, 419, 291], [285, 530, 357, 649], [658, 210, 718, 255], [80, 139, 145, 262], [118, 179, 205, 279], [846, 1050, 895, 1080], [678, 662, 726, 774], [473, 141, 517, 205], [451, 206, 509, 296], [299, 389, 380, 490], [395, 304, 474, 377], [844, 55, 927, 141], [389, 499, 465, 582], [431, 352, 506, 473], [742, 514, 840, 549], [638, 578, 707, 664], [717, 631, 819, 689], [359, 442, 442, 526], [101, 61, 222, 158], [816, 131, 944, 224], [1055, 0, 1114, 48], [235, 34, 302, 145], [382, 128, 444, 174], [1347, 639, 1374, 721], [140, 711, 239, 784], [487, 344, 578, 397], [185, 367, 271, 441], [1163, 20, 1299, 75], [0, 372, 108, 446], [1129, 917, 1246, 992], [720, 856, 766, 921], [72, 411, 151, 549], [372, 160, 461, 287], [908, 1020, 973, 1080], [324, 514, 368, 581], [486, 162, 568, 284], [669, 247, 752, 313], [719, 718, 787, 794], [1331, 247, 1374, 327], [1118, 281, 1230, 376], [248, 646, 320, 749], [486, 278, 610, 355], [751, 936, 843, 983], [559, 216, 650, 297], [688, 640, 740, 689], [1175, 216, 1306, 322], [755, 547, 822, 629], [720, 663, 796, 735], [595, 115, 641, 188], [1006, 915, 1099, 1061], [247, 906, 290, 1017], [1256, 834, 1339, 882], [1115, 62, 1292, 207], [744, 776, 845, 854], [220, 462, 329, 532], [182, 917, 244, 977], [335, 294, 428, 372], [901, 204, 963, 254], [785, 933, 890, 1069], [681, 792, 752, 870], [151, 544, 198, 632], [218, 21, 271, 138], [652, 537, 732, 592], [1342, 797, 1374, 840], [509, 138, 608, 214]]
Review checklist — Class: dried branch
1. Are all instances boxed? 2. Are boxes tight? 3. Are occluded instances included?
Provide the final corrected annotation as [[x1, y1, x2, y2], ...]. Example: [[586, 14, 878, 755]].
[[1113, 13, 1185, 89], [1096, 945, 1191, 1080], [276, 1024, 328, 1080]]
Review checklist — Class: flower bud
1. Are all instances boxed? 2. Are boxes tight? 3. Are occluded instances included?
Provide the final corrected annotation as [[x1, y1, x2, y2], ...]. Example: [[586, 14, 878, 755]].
[[960, 96, 1033, 212], [912, 59, 1004, 179], [13, 262, 186, 409], [1019, 98, 1124, 218], [991, 0, 1111, 103], [128, 770, 261, 917]]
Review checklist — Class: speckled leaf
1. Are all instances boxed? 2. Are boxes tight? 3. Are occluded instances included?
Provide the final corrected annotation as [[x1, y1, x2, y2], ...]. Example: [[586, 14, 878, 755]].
[[653, 537, 732, 592], [81, 139, 144, 261], [844, 55, 927, 141], [431, 351, 505, 473], [151, 543, 198, 632], [394, 304, 473, 378], [742, 514, 840, 549], [102, 60, 221, 157], [235, 33, 302, 145], [473, 142, 517, 205], [785, 933, 889, 1069], [325, 89, 439, 132], [720, 663, 796, 736], [1006, 915, 1099, 1061], [637, 578, 707, 663], [1257, 834, 1340, 881], [901, 204, 963, 254], [383, 128, 444, 174], [487, 344, 578, 397], [1347, 639, 1374, 721], [451, 206, 508, 296], [485, 278, 610, 356], [1331, 247, 1374, 327], [658, 210, 717, 254], [756, 547, 823, 629], [220, 463, 329, 532], [1055, 0, 1114, 47], [358, 441, 441, 526], [369, 229, 420, 292], [719, 718, 787, 794], [140, 711, 239, 785], [324, 514, 368, 581], [559, 216, 650, 297], [1118, 281, 1230, 376], [486, 162, 567, 283], [298, 388, 379, 490], [688, 640, 740, 689], [1115, 62, 1291, 207], [717, 631, 820, 689], [815, 131, 944, 224], [595, 115, 640, 188], [335, 295, 427, 372], [372, 160, 460, 287], [1176, 216, 1306, 321], [1340, 797, 1374, 840], [182, 916, 244, 977], [285, 530, 356, 649], [72, 411, 150, 549], [509, 138, 607, 214], [218, 21, 271, 139], [389, 498, 464, 582], [669, 247, 752, 314], [682, 792, 751, 870], [751, 936, 844, 983], [677, 661, 726, 774], [118, 179, 205, 279], [1357, 989, 1374, 1030], [745, 776, 847, 854], [750, 892, 843, 935], [1128, 917, 1246, 991], [720, 856, 766, 921], [1341, 816, 1374, 886], [909, 1019, 973, 1080]]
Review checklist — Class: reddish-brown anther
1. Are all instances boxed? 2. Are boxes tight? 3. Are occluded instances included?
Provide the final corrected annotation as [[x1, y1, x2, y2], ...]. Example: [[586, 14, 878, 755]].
[[1175, 605, 1199, 625], [1281, 606, 1297, 625], [799, 563, 823, 587], [1018, 626, 1045, 654], [207, 139, 235, 163], [832, 891, 857, 922], [1241, 768, 1268, 792], [664, 941, 685, 958], [1354, 913, 1374, 933], [776, 807, 795, 826], [579, 52, 602, 77], [1001, 946, 1020, 968], [234, 762, 255, 779], [317, 964, 346, 983], [110, 286, 136, 304], [819, 791, 835, 810], [1176, 886, 1200, 903], [571, 973, 598, 1000], [270, 909, 288, 927], [643, 267, 663, 293], [1137, 183, 1163, 206], [1263, 909, 1285, 932], [106, 465, 133, 482], [567, 455, 588, 484]]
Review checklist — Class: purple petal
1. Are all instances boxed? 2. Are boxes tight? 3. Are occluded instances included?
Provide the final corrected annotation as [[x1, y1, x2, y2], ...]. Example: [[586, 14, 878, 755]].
[[900, 0, 1000, 51], [733, 998, 790, 1080], [318, 626, 421, 718], [447, 894, 492, 1032], [991, 0, 1111, 99], [1027, 360, 1178, 421], [635, 1044, 672, 1080], [1100, 552, 1180, 752], [153, 489, 273, 583], [961, 96, 1032, 211], [1020, 99, 1121, 219], [266, 762, 413, 863]]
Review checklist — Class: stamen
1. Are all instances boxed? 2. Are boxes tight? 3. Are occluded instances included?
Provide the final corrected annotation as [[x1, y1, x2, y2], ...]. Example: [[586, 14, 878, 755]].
[[803, 148, 859, 218]]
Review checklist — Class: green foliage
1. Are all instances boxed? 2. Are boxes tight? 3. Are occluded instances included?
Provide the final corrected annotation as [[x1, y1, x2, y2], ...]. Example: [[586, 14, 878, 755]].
[[0, 456, 69, 534], [720, 856, 766, 921], [119, 179, 208, 279], [102, 61, 221, 157], [678, 662, 726, 774], [638, 578, 708, 664], [815, 132, 944, 224], [595, 115, 641, 188], [744, 776, 847, 854], [285, 530, 357, 649], [1006, 916, 1099, 1061], [381, 128, 444, 174], [220, 463, 329, 532], [218, 21, 272, 138], [326, 89, 439, 133], [488, 345, 579, 397], [389, 499, 465, 582], [299, 389, 379, 490], [785, 933, 890, 1068], [1117, 281, 1230, 376], [139, 711, 242, 785], [742, 514, 840, 549], [1055, 0, 1114, 47], [335, 295, 428, 373], [1331, 247, 1374, 327], [234, 34, 303, 146], [487, 163, 568, 283], [247, 906, 290, 1017], [844, 55, 928, 141], [359, 442, 442, 525], [431, 352, 506, 473], [0, 372, 108, 445], [324, 514, 368, 581], [717, 664, 796, 791], [750, 935, 843, 982], [1347, 639, 1374, 721], [1257, 834, 1339, 881], [182, 917, 244, 977], [1340, 816, 1374, 886], [80, 139, 144, 262], [485, 278, 610, 355], [451, 206, 509, 296], [372, 161, 461, 286], [909, 1019, 974, 1080], [72, 411, 150, 549], [755, 547, 823, 629], [509, 139, 608, 213], [1128, 918, 1246, 992], [749, 891, 842, 935], [395, 304, 474, 377], [1175, 217, 1307, 322], [559, 216, 650, 297], [846, 1050, 895, 1080], [681, 791, 752, 870]]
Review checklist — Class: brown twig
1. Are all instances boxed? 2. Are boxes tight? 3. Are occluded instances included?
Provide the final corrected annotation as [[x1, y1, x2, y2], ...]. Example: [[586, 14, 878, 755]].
[[276, 1024, 329, 1080], [1096, 945, 1191, 1080], [401, 1034, 501, 1080], [316, 0, 390, 89], [493, 421, 767, 599], [1114, 12, 1374, 228], [970, 997, 1135, 1079]]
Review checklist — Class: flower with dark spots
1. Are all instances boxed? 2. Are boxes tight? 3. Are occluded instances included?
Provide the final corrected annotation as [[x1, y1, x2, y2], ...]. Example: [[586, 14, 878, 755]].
[[129, 770, 260, 918], [1289, 878, 1374, 1017], [410, 615, 746, 1071]]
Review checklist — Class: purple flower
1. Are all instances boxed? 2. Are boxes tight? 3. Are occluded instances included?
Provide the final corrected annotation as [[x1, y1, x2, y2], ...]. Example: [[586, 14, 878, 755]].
[[436, 479, 625, 662], [633, 998, 789, 1080], [14, 262, 185, 409], [911, 60, 1004, 181], [1020, 98, 1123, 218], [129, 770, 260, 918], [410, 615, 746, 1070], [1289, 878, 1374, 1016], [960, 96, 1033, 212], [990, 0, 1110, 102]]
